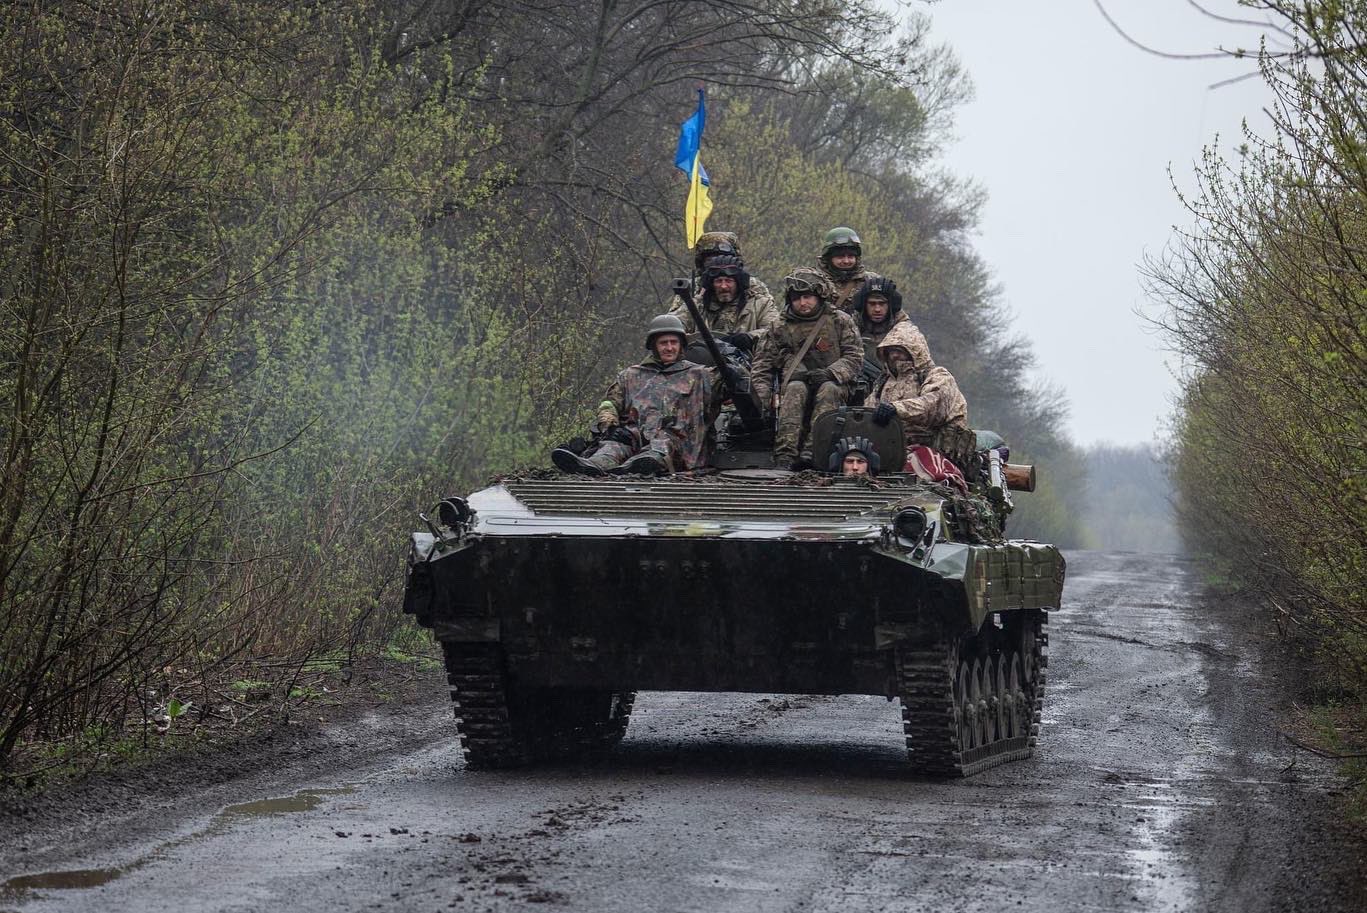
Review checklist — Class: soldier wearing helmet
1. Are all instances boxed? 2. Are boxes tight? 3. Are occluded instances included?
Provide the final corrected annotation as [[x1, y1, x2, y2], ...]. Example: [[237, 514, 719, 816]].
[[750, 268, 863, 469], [852, 274, 908, 346], [830, 436, 880, 478], [668, 231, 777, 351], [816, 226, 871, 314], [552, 315, 725, 476], [667, 254, 780, 353]]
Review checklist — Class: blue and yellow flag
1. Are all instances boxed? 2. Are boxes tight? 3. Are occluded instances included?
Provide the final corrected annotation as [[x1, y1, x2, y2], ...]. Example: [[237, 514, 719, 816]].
[[674, 89, 713, 249]]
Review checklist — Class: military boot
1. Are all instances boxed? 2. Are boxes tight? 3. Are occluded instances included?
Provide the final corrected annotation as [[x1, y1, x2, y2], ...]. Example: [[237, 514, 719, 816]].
[[551, 447, 607, 476], [612, 450, 665, 476]]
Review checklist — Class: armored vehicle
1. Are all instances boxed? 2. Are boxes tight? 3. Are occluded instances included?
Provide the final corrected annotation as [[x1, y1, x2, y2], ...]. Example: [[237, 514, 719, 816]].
[[403, 416, 1062, 777], [400, 287, 1064, 777]]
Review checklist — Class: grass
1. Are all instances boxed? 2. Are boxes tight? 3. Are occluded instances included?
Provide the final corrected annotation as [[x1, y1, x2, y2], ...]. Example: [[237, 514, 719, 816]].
[[1309, 703, 1367, 826], [2, 647, 439, 794]]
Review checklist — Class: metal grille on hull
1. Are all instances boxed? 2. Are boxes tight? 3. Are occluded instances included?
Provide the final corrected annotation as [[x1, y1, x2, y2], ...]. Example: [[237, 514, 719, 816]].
[[504, 479, 917, 521]]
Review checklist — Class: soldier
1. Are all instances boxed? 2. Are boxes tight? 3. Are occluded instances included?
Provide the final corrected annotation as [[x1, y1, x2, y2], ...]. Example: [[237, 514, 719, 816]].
[[751, 268, 863, 469], [852, 275, 908, 346], [864, 320, 973, 465], [830, 436, 880, 478], [552, 315, 724, 476], [668, 231, 776, 344], [667, 254, 780, 354], [816, 226, 870, 314]]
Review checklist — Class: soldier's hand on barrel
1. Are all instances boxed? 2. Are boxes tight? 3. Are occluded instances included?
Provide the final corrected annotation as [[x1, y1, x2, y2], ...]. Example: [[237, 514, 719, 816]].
[[873, 402, 896, 426]]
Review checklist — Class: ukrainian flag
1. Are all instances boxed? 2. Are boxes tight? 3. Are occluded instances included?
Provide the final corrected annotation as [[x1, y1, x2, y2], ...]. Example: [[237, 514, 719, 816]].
[[674, 89, 713, 249]]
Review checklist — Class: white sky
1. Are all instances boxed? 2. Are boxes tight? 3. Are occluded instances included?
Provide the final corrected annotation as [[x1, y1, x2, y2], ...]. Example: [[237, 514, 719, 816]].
[[919, 0, 1279, 446]]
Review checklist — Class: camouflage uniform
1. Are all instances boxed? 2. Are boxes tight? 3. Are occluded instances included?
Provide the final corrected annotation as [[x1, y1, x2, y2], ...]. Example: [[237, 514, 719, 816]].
[[864, 320, 971, 462], [817, 227, 872, 314], [668, 231, 778, 340], [819, 263, 870, 315], [752, 272, 864, 464], [668, 281, 779, 338], [589, 354, 724, 472]]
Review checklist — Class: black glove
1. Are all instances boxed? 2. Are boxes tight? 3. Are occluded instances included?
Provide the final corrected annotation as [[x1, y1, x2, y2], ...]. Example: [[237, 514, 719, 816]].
[[724, 331, 755, 353], [786, 367, 808, 386], [603, 425, 637, 446], [872, 402, 896, 426], [806, 367, 834, 386], [558, 436, 591, 456]]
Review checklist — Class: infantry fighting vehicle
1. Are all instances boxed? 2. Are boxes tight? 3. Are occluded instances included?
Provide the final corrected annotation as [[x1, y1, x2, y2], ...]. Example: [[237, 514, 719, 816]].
[[401, 287, 1064, 778]]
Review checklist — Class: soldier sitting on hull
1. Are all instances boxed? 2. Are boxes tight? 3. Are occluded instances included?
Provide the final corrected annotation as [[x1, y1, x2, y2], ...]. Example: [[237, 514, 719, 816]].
[[667, 254, 780, 355], [831, 436, 880, 478], [751, 268, 863, 469], [853, 275, 908, 346], [864, 319, 974, 467], [552, 315, 724, 477], [816, 226, 871, 314], [667, 231, 776, 348]]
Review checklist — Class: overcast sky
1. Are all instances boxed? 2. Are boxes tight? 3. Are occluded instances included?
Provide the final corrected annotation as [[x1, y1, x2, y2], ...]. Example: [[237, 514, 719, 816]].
[[918, 0, 1279, 446]]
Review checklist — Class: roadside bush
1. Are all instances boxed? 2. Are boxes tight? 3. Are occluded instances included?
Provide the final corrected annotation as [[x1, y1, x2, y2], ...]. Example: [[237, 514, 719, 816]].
[[1151, 1, 1367, 695]]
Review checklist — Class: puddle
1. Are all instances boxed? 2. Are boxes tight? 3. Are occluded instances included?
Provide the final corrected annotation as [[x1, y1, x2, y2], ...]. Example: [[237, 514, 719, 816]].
[[217, 787, 355, 823], [0, 868, 122, 896], [0, 785, 357, 903]]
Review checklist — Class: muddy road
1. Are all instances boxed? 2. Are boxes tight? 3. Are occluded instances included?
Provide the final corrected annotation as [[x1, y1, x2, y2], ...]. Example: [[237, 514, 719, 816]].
[[2, 551, 1362, 912]]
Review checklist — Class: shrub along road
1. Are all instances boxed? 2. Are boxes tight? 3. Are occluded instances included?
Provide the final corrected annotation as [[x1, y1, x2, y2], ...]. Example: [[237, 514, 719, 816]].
[[1, 552, 1362, 912]]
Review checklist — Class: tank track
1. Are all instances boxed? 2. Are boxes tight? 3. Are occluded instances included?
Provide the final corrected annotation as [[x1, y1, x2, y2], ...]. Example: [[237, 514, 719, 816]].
[[896, 609, 1048, 777], [441, 641, 635, 768]]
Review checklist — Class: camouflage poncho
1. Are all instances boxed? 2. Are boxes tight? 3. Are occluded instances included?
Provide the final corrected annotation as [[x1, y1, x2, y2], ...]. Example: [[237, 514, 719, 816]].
[[600, 355, 724, 470], [864, 320, 969, 436]]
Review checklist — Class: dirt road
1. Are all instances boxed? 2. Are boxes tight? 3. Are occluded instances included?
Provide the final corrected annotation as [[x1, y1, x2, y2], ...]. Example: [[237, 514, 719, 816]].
[[2, 551, 1362, 912]]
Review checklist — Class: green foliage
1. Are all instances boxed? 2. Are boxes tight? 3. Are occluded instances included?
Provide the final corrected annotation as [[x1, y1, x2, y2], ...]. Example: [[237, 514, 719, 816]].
[[0, 0, 1087, 769], [1154, 2, 1367, 704]]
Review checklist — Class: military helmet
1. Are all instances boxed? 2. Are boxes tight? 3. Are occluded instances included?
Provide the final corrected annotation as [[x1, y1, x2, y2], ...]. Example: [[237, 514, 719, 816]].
[[853, 274, 903, 318], [644, 313, 688, 350], [829, 435, 881, 474], [783, 266, 835, 306], [821, 226, 862, 259], [702, 254, 746, 281], [694, 230, 742, 271], [701, 254, 750, 298]]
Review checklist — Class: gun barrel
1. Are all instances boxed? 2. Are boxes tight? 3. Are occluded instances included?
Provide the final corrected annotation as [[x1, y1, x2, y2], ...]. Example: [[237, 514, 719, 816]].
[[671, 277, 764, 431], [671, 278, 728, 373]]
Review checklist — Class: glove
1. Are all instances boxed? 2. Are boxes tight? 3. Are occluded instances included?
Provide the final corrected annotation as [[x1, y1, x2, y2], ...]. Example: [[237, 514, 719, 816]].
[[604, 425, 636, 446], [726, 331, 755, 353], [596, 400, 619, 427], [785, 367, 808, 386], [806, 367, 834, 386], [872, 402, 897, 426]]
